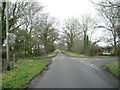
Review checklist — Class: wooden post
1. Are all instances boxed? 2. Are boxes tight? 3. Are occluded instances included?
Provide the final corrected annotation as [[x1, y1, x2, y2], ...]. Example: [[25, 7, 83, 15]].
[[13, 54, 16, 62], [6, 0, 10, 71]]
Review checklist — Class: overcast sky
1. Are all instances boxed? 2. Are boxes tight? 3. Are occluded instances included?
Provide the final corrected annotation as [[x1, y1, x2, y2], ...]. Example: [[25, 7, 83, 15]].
[[40, 0, 97, 21]]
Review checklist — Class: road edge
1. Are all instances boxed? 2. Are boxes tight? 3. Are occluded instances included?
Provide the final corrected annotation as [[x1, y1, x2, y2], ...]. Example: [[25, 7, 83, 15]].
[[23, 59, 53, 89]]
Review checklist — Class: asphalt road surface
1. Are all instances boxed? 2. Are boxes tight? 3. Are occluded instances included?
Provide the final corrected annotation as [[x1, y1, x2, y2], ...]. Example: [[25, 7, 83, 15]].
[[29, 52, 119, 88]]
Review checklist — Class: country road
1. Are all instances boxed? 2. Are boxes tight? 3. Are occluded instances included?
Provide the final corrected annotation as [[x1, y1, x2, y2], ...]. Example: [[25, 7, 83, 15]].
[[28, 52, 119, 88]]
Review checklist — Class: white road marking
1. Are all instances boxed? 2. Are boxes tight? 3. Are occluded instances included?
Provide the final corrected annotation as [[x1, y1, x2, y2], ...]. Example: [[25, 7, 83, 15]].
[[72, 58, 101, 70]]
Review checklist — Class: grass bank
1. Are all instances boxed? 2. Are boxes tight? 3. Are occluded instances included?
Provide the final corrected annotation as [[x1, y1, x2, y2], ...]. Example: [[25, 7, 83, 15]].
[[47, 50, 58, 58], [2, 59, 49, 88], [62, 50, 88, 58], [105, 61, 120, 79], [62, 50, 116, 58], [33, 50, 57, 59]]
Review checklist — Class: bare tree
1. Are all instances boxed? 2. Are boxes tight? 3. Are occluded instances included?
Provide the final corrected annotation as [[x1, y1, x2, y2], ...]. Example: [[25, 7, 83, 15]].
[[80, 15, 96, 48], [62, 17, 81, 51], [92, 0, 119, 55], [21, 1, 43, 55], [34, 14, 58, 53]]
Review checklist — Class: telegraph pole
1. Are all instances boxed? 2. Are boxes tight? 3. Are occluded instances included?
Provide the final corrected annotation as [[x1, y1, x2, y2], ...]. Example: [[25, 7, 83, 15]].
[[6, 0, 9, 70]]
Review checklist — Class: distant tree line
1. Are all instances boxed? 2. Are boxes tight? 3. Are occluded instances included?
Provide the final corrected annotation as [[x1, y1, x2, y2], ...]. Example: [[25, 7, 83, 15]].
[[1, 1, 59, 70], [1, 0, 120, 70], [59, 0, 120, 56]]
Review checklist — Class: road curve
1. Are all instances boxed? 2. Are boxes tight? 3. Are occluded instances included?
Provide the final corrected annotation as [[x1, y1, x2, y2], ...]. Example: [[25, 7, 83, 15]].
[[28, 53, 119, 88]]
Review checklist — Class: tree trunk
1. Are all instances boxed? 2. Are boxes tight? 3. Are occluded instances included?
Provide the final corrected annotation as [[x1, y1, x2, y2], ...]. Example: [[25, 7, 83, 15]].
[[113, 36, 117, 55], [70, 38, 73, 51]]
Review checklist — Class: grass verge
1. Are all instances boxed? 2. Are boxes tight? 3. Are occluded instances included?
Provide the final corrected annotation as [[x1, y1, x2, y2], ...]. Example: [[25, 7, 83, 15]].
[[105, 61, 120, 79], [33, 50, 57, 59], [62, 50, 116, 58], [2, 59, 49, 88], [47, 51, 57, 58], [61, 50, 88, 58]]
